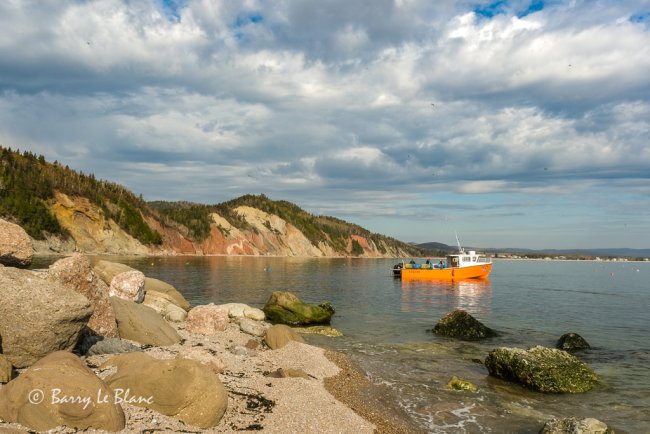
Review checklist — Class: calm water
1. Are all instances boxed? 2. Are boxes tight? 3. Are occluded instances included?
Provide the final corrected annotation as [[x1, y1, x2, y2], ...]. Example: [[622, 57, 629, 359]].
[[60, 256, 650, 433]]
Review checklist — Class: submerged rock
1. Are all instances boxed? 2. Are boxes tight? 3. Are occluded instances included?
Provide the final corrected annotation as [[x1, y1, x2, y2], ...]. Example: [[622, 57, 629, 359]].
[[263, 291, 334, 326], [447, 376, 478, 392], [294, 325, 343, 337], [556, 333, 591, 351], [433, 309, 497, 340], [485, 345, 601, 393], [540, 417, 614, 434]]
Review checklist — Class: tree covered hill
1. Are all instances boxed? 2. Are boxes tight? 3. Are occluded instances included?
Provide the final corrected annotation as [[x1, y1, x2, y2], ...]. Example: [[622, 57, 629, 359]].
[[0, 146, 161, 244], [0, 146, 424, 257]]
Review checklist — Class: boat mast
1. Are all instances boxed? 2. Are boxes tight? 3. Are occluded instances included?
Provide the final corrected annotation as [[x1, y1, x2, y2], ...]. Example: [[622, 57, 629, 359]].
[[455, 231, 465, 254]]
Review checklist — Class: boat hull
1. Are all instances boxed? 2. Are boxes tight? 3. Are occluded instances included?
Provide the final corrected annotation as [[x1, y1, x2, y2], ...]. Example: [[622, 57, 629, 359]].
[[400, 263, 492, 281]]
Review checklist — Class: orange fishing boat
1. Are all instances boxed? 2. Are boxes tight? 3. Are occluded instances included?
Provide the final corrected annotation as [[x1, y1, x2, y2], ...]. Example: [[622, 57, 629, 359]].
[[393, 247, 493, 281]]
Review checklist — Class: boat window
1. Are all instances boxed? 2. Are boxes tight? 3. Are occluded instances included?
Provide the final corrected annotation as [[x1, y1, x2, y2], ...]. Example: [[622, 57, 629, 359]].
[[463, 256, 470, 262]]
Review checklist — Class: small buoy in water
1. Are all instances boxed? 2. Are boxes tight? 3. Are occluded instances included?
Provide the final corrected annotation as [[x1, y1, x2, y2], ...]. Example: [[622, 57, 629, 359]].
[[610, 272, 615, 278]]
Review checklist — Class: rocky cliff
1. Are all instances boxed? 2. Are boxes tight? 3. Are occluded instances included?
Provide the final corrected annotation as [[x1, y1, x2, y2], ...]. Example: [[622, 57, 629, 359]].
[[34, 193, 419, 258], [1, 147, 422, 258]]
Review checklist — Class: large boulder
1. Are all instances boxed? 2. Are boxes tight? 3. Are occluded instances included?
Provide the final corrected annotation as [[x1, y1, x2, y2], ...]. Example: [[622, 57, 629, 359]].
[[484, 346, 601, 393], [109, 270, 145, 303], [264, 324, 305, 350], [0, 351, 125, 432], [110, 297, 181, 346], [433, 309, 497, 340], [0, 266, 92, 368], [540, 417, 613, 434], [262, 291, 334, 326], [556, 333, 591, 351], [185, 304, 229, 335], [0, 219, 33, 267], [92, 260, 135, 285], [102, 352, 228, 428], [143, 290, 187, 322], [47, 254, 119, 338], [144, 277, 191, 311]]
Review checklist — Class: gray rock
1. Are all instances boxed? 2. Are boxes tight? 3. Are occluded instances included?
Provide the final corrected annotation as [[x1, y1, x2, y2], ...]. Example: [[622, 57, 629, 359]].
[[110, 296, 181, 346], [0, 267, 92, 368], [78, 335, 142, 356], [0, 219, 33, 268], [540, 417, 614, 434], [238, 317, 269, 337]]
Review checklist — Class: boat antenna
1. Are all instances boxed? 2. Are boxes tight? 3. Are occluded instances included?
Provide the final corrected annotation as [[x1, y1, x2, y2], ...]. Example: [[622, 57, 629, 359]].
[[455, 231, 465, 253]]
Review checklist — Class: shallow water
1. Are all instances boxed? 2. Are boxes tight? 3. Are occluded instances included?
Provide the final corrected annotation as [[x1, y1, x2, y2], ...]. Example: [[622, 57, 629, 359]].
[[57, 256, 650, 433]]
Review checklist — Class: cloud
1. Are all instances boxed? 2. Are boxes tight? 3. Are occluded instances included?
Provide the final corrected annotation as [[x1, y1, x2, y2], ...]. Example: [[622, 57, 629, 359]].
[[0, 0, 649, 248]]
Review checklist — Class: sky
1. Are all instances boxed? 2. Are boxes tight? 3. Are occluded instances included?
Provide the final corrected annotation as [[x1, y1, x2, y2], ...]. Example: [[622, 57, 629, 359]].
[[0, 0, 649, 249]]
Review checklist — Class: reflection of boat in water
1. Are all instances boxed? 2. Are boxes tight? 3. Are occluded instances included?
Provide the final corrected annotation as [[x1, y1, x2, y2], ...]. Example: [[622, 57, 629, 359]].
[[399, 278, 493, 314], [393, 242, 493, 281]]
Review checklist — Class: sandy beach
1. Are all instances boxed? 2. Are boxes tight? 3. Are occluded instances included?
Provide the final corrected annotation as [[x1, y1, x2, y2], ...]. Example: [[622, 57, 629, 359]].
[[0, 316, 424, 434]]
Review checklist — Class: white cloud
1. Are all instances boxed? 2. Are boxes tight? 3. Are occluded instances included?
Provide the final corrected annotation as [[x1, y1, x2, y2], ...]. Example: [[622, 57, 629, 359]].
[[0, 0, 649, 248]]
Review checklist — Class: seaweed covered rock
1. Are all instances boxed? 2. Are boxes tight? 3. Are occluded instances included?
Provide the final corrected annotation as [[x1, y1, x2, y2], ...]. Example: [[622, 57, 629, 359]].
[[433, 309, 497, 340], [263, 291, 334, 326], [447, 376, 478, 392], [485, 346, 601, 393], [556, 333, 591, 351], [540, 417, 614, 434]]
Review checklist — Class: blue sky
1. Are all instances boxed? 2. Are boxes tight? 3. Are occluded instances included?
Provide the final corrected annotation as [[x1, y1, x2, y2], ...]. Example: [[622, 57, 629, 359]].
[[0, 0, 649, 249]]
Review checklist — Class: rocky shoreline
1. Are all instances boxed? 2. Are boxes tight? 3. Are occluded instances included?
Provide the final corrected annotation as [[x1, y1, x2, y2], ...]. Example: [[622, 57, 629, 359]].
[[0, 220, 418, 433]]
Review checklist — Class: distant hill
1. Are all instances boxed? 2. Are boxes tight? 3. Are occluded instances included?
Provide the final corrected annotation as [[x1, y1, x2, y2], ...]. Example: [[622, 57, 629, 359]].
[[486, 247, 650, 259], [416, 240, 649, 259], [0, 146, 424, 258]]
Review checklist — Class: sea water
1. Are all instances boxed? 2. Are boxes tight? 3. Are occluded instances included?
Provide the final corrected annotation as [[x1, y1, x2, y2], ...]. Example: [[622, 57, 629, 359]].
[[69, 256, 650, 433]]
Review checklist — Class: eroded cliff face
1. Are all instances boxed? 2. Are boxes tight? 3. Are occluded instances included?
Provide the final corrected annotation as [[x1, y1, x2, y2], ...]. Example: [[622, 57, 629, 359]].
[[45, 192, 149, 255], [35, 193, 404, 257]]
